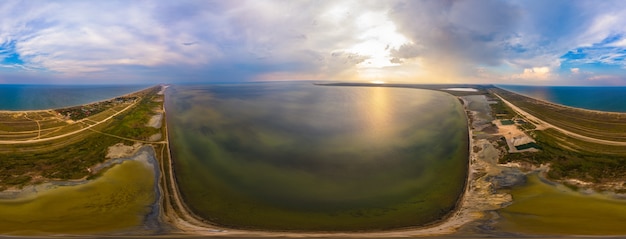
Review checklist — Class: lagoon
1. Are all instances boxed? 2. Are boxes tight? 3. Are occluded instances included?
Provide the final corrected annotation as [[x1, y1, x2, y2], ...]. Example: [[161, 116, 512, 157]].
[[0, 148, 157, 235], [497, 174, 626, 236], [165, 82, 469, 231]]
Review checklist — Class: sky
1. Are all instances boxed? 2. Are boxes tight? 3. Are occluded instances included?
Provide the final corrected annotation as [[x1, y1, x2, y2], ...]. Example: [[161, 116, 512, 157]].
[[1, 0, 626, 85]]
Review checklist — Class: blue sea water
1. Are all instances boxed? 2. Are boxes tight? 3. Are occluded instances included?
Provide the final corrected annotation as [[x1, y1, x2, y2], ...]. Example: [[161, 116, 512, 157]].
[[497, 85, 626, 112], [0, 85, 149, 110]]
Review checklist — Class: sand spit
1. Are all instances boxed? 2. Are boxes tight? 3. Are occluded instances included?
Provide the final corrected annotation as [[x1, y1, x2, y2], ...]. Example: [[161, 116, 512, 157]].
[[496, 93, 626, 146], [160, 94, 517, 237], [442, 87, 478, 92], [157, 85, 169, 95]]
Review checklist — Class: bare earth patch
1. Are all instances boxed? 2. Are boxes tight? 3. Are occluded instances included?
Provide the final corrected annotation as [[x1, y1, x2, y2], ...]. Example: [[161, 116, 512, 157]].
[[148, 133, 162, 142], [494, 120, 537, 153], [106, 142, 143, 159], [146, 114, 163, 129]]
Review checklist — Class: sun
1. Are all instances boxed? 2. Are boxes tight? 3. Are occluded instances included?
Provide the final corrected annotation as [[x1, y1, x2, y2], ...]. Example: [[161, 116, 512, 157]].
[[370, 80, 386, 84], [347, 11, 410, 69]]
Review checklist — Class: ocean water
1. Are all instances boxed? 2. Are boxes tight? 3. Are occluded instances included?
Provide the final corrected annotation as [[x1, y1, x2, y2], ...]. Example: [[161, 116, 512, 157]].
[[0, 85, 148, 110], [166, 82, 468, 230], [497, 85, 626, 112]]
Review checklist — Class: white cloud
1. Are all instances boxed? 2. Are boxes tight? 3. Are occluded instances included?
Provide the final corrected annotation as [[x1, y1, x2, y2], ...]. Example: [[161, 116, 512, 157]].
[[0, 1, 225, 77], [1, 0, 626, 84], [513, 66, 552, 80], [588, 75, 617, 81]]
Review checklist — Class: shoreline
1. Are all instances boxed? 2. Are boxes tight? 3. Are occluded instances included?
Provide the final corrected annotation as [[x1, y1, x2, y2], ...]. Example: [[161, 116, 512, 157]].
[[0, 146, 157, 200], [158, 89, 501, 237], [0, 83, 526, 236], [0, 85, 154, 113], [495, 86, 626, 115], [494, 93, 626, 146], [159, 84, 626, 237], [2, 83, 625, 236]]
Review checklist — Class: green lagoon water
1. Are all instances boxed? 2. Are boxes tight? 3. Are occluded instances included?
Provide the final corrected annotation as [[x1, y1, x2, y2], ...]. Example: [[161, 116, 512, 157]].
[[166, 83, 469, 230], [498, 174, 626, 236], [0, 157, 156, 235]]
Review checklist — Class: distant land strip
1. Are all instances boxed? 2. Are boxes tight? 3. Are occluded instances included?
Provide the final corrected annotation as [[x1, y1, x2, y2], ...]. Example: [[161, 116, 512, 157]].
[[494, 93, 626, 146]]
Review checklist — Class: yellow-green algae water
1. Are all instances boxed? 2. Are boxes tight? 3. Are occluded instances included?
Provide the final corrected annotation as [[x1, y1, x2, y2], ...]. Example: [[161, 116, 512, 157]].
[[497, 174, 626, 236], [0, 157, 155, 235]]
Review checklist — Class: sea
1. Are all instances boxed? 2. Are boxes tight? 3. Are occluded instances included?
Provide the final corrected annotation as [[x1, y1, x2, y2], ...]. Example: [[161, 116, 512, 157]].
[[0, 84, 149, 110], [497, 85, 626, 112]]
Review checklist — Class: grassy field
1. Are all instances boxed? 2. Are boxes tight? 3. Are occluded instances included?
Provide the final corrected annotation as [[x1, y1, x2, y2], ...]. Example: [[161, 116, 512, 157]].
[[490, 87, 626, 142], [501, 128, 626, 182], [483, 87, 626, 183], [0, 86, 162, 190]]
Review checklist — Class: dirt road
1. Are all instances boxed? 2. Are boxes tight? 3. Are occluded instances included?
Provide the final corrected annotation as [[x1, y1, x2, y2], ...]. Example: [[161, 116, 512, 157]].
[[0, 101, 137, 145], [495, 94, 626, 146]]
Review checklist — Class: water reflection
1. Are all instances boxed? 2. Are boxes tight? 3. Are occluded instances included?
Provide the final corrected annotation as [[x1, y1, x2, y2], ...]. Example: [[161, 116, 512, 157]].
[[363, 86, 390, 141], [166, 83, 468, 230]]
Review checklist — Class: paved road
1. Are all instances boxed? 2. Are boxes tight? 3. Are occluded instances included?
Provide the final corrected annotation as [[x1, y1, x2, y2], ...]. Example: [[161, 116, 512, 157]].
[[495, 94, 626, 146]]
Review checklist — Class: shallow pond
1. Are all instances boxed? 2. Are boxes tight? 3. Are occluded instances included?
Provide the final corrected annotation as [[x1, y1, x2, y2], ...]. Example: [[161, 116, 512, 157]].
[[166, 83, 469, 230], [0, 150, 156, 235], [497, 174, 626, 236]]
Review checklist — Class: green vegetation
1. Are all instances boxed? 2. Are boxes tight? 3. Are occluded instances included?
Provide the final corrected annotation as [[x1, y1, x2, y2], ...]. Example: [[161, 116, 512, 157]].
[[501, 129, 626, 182], [483, 86, 626, 182], [514, 142, 540, 151], [488, 95, 516, 119], [491, 87, 626, 142], [0, 85, 165, 235], [106, 95, 161, 140], [500, 119, 514, 125], [516, 120, 536, 130], [0, 86, 162, 188], [0, 160, 155, 235], [55, 96, 137, 121]]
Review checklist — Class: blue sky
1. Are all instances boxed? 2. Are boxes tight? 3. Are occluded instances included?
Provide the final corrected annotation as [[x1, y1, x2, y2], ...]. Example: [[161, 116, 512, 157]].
[[1, 0, 626, 85]]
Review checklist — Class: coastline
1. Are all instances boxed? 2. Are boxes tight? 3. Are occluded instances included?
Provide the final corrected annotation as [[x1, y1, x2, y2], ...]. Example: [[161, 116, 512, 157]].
[[159, 88, 506, 237], [0, 146, 156, 200], [0, 85, 153, 113], [0, 83, 525, 236], [2, 83, 625, 236], [0, 145, 161, 235], [496, 86, 626, 115], [494, 93, 626, 146]]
